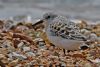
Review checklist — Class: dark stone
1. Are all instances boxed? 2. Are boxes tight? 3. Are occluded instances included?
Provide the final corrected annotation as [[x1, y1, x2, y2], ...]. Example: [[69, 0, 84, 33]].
[[80, 45, 89, 50]]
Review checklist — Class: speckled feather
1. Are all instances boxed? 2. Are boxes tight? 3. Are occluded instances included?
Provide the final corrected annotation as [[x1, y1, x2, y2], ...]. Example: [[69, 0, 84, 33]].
[[48, 16, 86, 41], [42, 13, 88, 50]]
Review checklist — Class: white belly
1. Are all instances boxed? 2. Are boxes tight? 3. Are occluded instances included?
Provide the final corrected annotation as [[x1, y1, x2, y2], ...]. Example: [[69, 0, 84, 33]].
[[47, 34, 84, 50]]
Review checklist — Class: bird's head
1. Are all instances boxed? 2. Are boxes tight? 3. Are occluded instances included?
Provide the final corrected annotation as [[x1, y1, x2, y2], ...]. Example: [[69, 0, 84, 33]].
[[32, 12, 57, 30], [43, 12, 58, 21]]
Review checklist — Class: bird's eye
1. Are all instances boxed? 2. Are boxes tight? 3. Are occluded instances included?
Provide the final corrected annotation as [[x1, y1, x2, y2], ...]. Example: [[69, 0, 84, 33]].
[[46, 16, 51, 19]]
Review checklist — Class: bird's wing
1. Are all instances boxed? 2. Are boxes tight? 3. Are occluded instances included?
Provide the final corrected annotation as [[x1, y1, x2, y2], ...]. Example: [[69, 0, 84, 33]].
[[48, 16, 87, 41]]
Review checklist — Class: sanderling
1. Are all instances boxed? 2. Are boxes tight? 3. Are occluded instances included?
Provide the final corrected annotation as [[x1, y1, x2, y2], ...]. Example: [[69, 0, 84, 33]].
[[36, 12, 89, 53]]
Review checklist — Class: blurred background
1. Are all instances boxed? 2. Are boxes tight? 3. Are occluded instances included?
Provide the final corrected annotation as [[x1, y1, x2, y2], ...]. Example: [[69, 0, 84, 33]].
[[0, 0, 100, 22]]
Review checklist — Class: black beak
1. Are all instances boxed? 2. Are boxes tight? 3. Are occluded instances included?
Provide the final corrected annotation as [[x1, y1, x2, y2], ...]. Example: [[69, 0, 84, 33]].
[[32, 19, 45, 30], [32, 19, 44, 27]]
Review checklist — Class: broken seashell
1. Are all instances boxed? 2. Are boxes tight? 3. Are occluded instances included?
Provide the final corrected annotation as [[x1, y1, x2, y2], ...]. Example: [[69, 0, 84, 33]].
[[72, 53, 85, 58], [13, 33, 34, 45], [15, 25, 29, 33], [90, 58, 100, 63], [11, 52, 27, 60]]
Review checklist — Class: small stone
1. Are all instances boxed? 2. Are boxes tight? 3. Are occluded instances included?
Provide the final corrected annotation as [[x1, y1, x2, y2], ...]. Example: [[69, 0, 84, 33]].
[[38, 41, 45, 47], [89, 33, 98, 41], [92, 23, 100, 37], [0, 20, 4, 29], [15, 25, 29, 32], [96, 44, 100, 47], [15, 64, 22, 67], [42, 51, 50, 57], [80, 43, 89, 50], [33, 38, 44, 42], [1, 57, 9, 64], [90, 44, 95, 49], [0, 60, 6, 67], [7, 53, 13, 59], [3, 20, 14, 31], [2, 40, 12, 48], [89, 50, 98, 57], [84, 63, 92, 67], [90, 58, 100, 63], [61, 62, 66, 67], [13, 33, 34, 45], [0, 54, 6, 59], [39, 65, 44, 67], [17, 41, 24, 48], [12, 52, 27, 60], [80, 45, 89, 50], [23, 47, 30, 52], [0, 48, 8, 55], [81, 29, 91, 36], [13, 38, 20, 48], [8, 59, 19, 66], [72, 53, 85, 58], [26, 52, 36, 57]]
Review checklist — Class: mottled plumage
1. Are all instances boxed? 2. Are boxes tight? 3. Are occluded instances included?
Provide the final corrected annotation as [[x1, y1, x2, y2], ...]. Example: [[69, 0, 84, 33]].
[[49, 16, 86, 41], [43, 12, 88, 50]]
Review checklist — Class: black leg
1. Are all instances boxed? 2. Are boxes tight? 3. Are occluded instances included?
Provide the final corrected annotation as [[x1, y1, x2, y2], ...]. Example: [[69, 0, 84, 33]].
[[63, 49, 66, 55], [50, 43, 55, 48]]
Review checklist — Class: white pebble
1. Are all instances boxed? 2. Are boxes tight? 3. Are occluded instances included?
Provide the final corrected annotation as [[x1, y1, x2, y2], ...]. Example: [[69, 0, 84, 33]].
[[90, 58, 100, 63], [23, 47, 30, 52], [89, 33, 98, 41], [81, 29, 91, 36], [26, 52, 36, 56], [17, 42, 24, 48], [12, 52, 27, 60]]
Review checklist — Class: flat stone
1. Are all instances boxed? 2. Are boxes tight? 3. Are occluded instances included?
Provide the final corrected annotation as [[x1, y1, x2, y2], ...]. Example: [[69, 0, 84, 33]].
[[23, 47, 30, 52], [12, 52, 27, 60], [26, 52, 36, 57]]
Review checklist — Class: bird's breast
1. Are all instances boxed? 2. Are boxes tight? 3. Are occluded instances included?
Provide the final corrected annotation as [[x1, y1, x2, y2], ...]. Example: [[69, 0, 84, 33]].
[[46, 29, 84, 50]]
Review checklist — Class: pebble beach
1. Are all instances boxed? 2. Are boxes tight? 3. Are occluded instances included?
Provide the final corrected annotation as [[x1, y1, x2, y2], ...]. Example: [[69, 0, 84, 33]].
[[0, 0, 100, 67]]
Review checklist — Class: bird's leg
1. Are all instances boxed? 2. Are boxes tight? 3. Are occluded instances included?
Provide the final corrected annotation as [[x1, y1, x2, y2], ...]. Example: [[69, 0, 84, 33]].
[[50, 43, 66, 56], [63, 49, 66, 56], [63, 49, 72, 56], [50, 43, 55, 47]]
